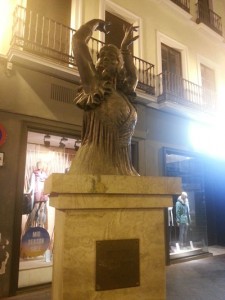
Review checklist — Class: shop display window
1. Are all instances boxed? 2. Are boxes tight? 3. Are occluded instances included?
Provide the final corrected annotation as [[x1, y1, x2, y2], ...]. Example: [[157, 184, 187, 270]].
[[163, 148, 209, 261], [19, 131, 80, 288]]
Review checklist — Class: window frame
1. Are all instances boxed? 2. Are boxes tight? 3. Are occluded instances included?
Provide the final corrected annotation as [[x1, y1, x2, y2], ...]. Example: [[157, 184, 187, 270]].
[[157, 31, 188, 80], [99, 0, 142, 58]]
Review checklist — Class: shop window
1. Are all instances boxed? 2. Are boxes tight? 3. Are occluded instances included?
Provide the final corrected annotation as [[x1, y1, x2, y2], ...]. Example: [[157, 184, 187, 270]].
[[163, 148, 209, 262], [19, 131, 80, 288]]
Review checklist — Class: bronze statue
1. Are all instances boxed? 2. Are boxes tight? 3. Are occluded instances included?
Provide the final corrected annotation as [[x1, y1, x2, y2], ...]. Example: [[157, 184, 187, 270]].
[[69, 19, 139, 175]]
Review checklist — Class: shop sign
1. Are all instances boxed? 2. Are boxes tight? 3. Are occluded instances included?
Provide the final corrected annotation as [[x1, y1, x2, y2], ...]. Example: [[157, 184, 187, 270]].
[[21, 227, 50, 257]]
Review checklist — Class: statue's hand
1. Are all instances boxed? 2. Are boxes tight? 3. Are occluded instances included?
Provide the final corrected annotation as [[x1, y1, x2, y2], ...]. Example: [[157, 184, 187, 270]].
[[96, 20, 111, 34], [121, 25, 139, 50]]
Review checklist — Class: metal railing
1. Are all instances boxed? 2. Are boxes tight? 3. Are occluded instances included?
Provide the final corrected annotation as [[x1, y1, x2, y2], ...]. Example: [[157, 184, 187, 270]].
[[134, 56, 155, 94], [156, 72, 217, 111], [170, 0, 190, 13], [11, 6, 75, 64], [196, 2, 222, 36], [10, 5, 218, 112], [11, 5, 155, 95]]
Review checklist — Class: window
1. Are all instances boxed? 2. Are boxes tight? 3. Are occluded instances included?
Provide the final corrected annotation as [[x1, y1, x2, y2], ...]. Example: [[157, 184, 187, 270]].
[[200, 64, 216, 107], [26, 0, 72, 25], [105, 11, 133, 53], [24, 0, 73, 62], [161, 43, 182, 76], [100, 0, 141, 58], [161, 43, 183, 96], [198, 0, 210, 24], [200, 64, 215, 91]]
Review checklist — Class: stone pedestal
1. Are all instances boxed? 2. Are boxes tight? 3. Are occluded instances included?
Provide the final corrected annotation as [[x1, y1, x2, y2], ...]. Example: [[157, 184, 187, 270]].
[[45, 174, 181, 300]]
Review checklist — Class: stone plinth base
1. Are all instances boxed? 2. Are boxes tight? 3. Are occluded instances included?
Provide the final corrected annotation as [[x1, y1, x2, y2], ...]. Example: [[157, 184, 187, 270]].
[[45, 175, 181, 300]]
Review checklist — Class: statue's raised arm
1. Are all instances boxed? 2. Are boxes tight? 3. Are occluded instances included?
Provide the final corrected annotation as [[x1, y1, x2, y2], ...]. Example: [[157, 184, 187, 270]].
[[70, 19, 140, 176], [72, 19, 110, 93], [120, 25, 139, 93]]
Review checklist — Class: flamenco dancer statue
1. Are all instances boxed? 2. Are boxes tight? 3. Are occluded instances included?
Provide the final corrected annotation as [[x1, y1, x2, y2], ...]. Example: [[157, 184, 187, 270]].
[[69, 19, 139, 176]]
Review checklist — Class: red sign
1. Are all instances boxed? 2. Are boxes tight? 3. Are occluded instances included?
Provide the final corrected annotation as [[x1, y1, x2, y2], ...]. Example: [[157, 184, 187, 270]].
[[0, 124, 7, 146]]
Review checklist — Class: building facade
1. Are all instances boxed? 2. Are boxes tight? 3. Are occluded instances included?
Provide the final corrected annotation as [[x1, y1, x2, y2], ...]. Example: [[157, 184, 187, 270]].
[[1, 0, 225, 297]]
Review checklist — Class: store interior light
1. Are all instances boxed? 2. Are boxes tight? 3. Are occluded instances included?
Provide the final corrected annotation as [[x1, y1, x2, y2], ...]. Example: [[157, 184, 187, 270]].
[[189, 120, 225, 160], [44, 134, 51, 147], [59, 137, 68, 148]]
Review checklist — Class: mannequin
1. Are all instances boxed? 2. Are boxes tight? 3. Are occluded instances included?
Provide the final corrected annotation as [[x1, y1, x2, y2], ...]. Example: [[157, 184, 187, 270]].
[[176, 191, 191, 249], [29, 161, 48, 205], [26, 161, 49, 229]]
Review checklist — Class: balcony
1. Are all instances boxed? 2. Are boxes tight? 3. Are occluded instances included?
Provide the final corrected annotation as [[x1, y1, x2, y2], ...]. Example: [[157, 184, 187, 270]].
[[10, 5, 155, 95], [156, 72, 217, 113], [8, 6, 217, 116], [196, 2, 222, 36], [170, 0, 190, 13]]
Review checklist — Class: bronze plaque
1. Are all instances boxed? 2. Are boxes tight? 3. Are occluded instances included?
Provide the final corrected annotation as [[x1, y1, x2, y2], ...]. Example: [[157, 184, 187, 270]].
[[96, 239, 140, 291]]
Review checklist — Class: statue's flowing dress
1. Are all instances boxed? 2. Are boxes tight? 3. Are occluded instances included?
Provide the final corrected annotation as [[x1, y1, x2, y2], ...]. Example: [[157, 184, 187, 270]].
[[69, 79, 138, 175]]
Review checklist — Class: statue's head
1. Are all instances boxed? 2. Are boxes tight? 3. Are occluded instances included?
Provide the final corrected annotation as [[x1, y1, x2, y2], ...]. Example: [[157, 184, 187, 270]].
[[96, 44, 123, 77]]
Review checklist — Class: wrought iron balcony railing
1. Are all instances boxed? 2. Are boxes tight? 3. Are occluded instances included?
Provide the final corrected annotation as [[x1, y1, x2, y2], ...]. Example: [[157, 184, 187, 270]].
[[170, 0, 190, 13], [156, 72, 217, 112], [196, 2, 222, 36], [10, 6, 217, 113], [11, 5, 155, 95]]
